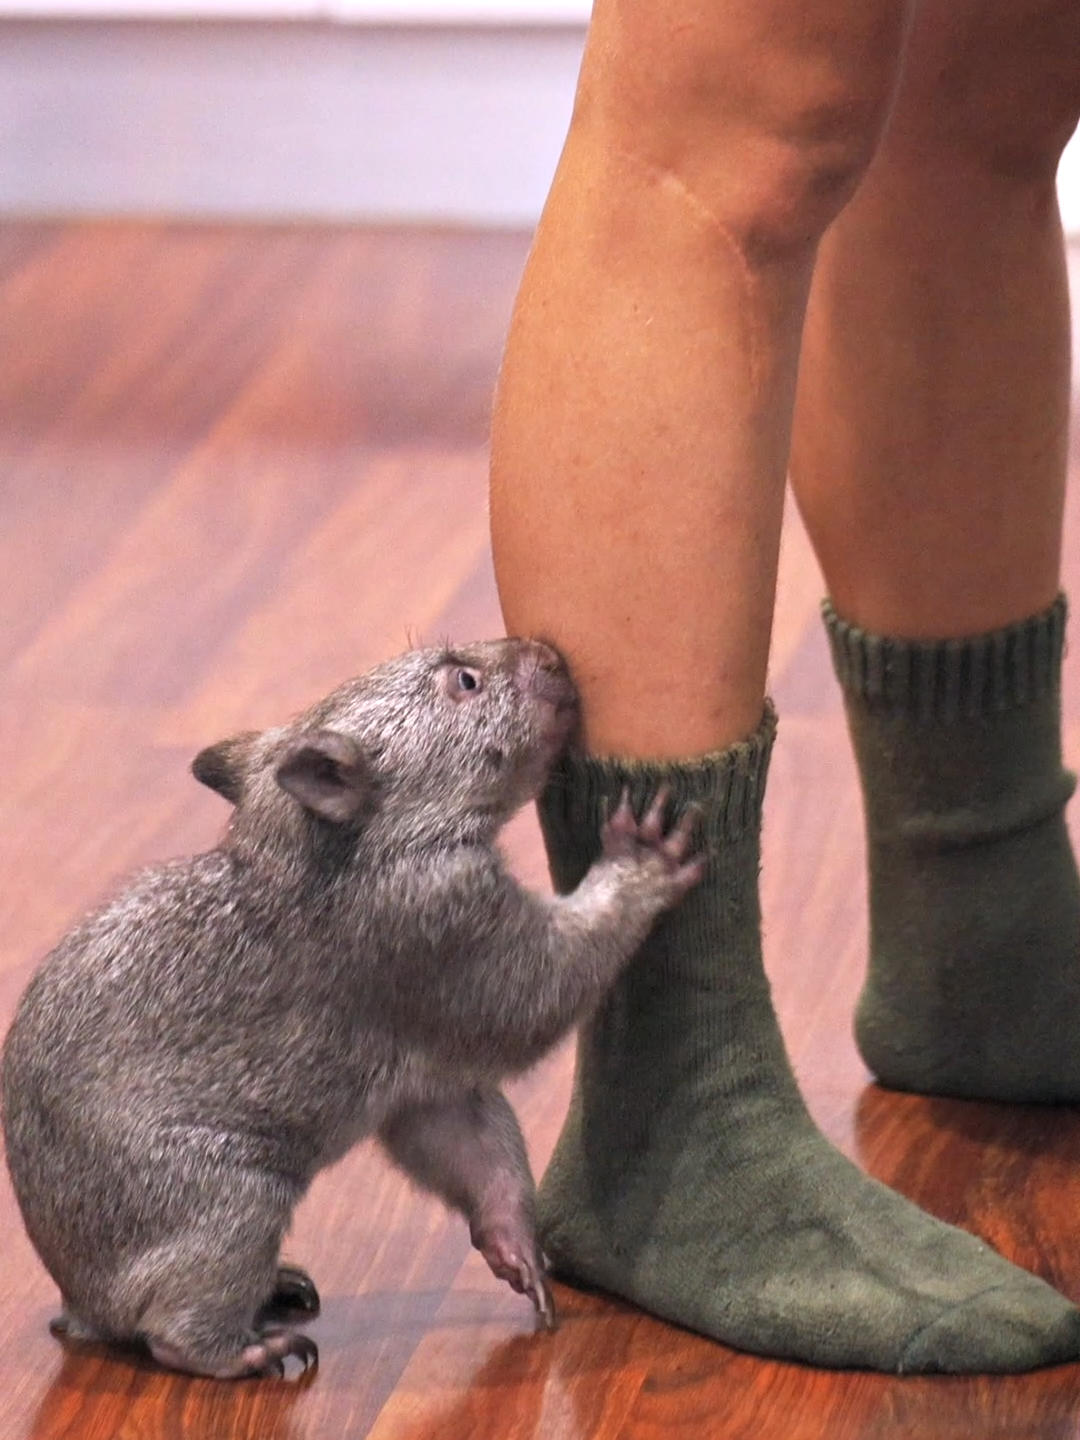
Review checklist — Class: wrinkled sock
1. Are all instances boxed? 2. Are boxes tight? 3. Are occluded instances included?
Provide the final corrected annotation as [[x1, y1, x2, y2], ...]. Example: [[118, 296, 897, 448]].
[[536, 704, 1080, 1371], [825, 596, 1080, 1102]]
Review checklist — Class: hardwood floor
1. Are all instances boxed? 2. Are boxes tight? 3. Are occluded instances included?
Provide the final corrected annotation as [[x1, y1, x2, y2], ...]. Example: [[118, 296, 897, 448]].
[[2, 220, 1080, 1438]]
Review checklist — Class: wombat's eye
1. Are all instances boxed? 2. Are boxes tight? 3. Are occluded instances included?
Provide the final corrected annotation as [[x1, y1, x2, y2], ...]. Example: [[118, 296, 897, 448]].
[[454, 667, 482, 695], [440, 665, 483, 705], [439, 661, 485, 702]]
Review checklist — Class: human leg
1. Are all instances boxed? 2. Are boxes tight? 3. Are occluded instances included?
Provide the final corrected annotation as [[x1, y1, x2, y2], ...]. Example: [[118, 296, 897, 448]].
[[490, 0, 1080, 1369], [790, 0, 1080, 1099], [491, 0, 913, 758]]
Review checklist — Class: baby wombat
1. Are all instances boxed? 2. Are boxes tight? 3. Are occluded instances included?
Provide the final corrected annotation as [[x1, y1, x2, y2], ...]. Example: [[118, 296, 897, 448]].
[[2, 639, 702, 1380]]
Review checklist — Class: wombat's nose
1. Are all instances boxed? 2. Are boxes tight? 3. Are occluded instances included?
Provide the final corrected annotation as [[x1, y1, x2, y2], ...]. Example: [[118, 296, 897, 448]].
[[515, 641, 578, 712]]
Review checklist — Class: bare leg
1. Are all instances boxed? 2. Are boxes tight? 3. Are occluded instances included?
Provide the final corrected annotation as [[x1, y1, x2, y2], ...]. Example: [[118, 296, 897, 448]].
[[791, 0, 1080, 638], [491, 0, 912, 757], [380, 1089, 553, 1324], [791, 1, 1080, 1102]]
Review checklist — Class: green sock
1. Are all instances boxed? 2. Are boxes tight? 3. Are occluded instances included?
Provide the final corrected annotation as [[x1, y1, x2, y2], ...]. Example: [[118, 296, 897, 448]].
[[825, 596, 1080, 1102], [536, 704, 1080, 1371]]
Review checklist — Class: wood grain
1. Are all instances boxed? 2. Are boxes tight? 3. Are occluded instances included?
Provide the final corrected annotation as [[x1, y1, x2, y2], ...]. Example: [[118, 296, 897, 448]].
[[2, 220, 1080, 1439]]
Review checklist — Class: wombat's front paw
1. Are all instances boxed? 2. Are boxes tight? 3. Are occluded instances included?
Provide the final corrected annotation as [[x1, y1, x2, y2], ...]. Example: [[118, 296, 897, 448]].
[[601, 785, 705, 905]]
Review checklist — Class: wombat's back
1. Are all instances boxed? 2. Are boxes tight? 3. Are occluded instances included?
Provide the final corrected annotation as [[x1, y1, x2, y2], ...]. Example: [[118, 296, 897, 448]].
[[2, 854, 241, 1301], [1, 844, 412, 1322], [2, 852, 333, 1311]]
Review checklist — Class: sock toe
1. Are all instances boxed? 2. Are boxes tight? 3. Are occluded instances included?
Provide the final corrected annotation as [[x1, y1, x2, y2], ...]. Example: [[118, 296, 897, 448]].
[[899, 1278, 1080, 1374]]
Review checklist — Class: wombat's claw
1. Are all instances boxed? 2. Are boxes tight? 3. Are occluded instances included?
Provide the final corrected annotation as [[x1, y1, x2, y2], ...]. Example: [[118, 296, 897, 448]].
[[603, 784, 680, 854], [638, 784, 671, 844], [509, 1252, 556, 1328], [245, 1328, 319, 1380], [604, 789, 639, 840], [262, 1263, 321, 1319], [601, 789, 643, 855], [532, 1275, 558, 1331], [601, 785, 704, 895], [148, 1329, 317, 1380], [663, 802, 700, 858], [478, 1232, 555, 1327], [514, 1260, 557, 1330]]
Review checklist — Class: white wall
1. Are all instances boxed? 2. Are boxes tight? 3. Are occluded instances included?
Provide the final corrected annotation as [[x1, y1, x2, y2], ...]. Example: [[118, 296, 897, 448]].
[[0, 17, 1076, 230], [0, 0, 590, 17], [0, 20, 585, 225]]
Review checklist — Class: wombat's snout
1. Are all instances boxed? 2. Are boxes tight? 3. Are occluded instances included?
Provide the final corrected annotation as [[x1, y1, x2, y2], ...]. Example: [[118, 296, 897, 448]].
[[515, 641, 578, 712], [513, 641, 579, 755]]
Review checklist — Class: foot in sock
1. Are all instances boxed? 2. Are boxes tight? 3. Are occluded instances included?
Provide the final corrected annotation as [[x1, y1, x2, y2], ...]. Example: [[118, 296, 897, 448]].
[[535, 705, 1080, 1371], [825, 595, 1080, 1103]]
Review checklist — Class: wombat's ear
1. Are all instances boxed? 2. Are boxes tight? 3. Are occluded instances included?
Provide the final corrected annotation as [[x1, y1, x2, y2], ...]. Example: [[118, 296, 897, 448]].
[[192, 730, 259, 804], [275, 730, 372, 825]]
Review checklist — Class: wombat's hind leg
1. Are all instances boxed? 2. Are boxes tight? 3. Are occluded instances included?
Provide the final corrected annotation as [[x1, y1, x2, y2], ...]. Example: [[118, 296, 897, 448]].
[[135, 1190, 317, 1379], [142, 1277, 318, 1380], [381, 1087, 555, 1327]]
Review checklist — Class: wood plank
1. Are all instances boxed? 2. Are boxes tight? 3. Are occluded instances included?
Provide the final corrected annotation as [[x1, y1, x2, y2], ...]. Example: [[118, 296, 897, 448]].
[[2, 220, 1080, 1440]]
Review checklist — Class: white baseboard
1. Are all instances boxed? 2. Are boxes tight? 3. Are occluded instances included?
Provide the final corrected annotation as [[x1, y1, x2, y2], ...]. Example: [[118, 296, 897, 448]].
[[0, 18, 1076, 230]]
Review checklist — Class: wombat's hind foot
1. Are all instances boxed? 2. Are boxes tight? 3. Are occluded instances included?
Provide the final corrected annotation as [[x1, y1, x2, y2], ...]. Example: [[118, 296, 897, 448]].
[[149, 1327, 318, 1380], [259, 1263, 321, 1321], [474, 1224, 556, 1330]]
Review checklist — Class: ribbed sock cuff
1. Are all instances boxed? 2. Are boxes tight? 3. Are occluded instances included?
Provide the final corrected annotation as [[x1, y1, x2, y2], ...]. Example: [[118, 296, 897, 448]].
[[537, 703, 777, 893], [823, 596, 1067, 723]]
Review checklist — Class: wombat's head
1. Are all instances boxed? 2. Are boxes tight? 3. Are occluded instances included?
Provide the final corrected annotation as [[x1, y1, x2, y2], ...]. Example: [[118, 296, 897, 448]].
[[192, 639, 578, 850]]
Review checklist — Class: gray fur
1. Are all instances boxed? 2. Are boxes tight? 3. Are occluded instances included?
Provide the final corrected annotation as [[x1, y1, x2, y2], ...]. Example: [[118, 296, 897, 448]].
[[2, 638, 702, 1380]]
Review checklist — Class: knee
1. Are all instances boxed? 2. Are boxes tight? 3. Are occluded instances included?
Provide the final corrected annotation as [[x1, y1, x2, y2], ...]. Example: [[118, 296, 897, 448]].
[[893, 0, 1080, 180], [573, 0, 912, 257]]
